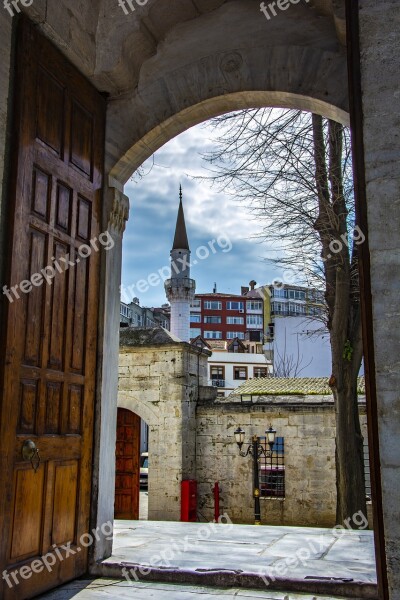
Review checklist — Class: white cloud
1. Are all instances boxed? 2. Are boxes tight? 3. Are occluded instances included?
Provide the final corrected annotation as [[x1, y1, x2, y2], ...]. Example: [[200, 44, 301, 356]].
[[121, 119, 280, 306]]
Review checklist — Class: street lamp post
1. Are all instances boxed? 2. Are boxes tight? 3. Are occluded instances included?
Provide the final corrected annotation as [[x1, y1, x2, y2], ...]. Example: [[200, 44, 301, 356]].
[[234, 425, 277, 525]]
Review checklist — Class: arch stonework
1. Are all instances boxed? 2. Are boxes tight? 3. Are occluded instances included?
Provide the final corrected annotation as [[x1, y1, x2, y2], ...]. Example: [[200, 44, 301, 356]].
[[104, 0, 349, 180], [118, 391, 161, 429], [109, 91, 349, 184]]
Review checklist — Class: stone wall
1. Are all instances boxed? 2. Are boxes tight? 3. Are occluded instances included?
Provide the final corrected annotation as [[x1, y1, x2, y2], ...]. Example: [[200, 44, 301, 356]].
[[196, 398, 369, 527], [118, 333, 369, 529], [118, 331, 212, 521]]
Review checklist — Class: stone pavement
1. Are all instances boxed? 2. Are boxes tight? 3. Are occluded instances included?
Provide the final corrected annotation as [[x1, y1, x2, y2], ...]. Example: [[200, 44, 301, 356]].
[[92, 520, 377, 598], [35, 578, 368, 600]]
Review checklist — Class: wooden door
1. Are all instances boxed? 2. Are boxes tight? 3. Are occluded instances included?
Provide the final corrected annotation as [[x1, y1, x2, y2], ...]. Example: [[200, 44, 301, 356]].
[[0, 18, 105, 599], [115, 409, 141, 520]]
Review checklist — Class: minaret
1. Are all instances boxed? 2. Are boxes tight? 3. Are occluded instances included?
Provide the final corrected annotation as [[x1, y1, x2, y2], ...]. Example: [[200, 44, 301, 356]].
[[165, 186, 195, 342]]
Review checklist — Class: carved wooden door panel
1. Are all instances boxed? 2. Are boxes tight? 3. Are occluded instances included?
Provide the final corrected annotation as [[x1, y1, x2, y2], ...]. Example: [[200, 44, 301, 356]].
[[0, 19, 105, 599], [115, 408, 141, 520]]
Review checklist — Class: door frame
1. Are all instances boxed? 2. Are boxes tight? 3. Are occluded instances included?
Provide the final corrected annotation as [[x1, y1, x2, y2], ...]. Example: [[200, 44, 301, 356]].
[[0, 8, 391, 598]]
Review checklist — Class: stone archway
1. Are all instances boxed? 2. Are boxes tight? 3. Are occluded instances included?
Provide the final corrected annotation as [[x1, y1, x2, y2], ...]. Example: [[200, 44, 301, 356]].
[[94, 0, 353, 564]]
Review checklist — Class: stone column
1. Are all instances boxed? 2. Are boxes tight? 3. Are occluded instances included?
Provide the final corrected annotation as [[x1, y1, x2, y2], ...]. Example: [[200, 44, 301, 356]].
[[90, 181, 129, 564], [355, 2, 400, 597]]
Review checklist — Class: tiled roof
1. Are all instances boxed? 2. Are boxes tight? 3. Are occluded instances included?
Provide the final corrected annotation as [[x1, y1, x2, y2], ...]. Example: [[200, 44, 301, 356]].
[[234, 377, 365, 396]]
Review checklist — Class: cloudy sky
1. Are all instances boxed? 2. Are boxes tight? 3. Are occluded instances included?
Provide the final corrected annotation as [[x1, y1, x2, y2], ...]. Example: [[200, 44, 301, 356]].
[[121, 119, 281, 307]]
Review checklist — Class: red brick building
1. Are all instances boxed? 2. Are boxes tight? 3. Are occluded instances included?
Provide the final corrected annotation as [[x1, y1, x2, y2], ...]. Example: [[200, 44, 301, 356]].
[[190, 292, 263, 342]]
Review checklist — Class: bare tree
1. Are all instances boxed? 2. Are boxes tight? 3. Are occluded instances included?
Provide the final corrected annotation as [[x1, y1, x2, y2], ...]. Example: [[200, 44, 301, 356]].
[[202, 108, 366, 525]]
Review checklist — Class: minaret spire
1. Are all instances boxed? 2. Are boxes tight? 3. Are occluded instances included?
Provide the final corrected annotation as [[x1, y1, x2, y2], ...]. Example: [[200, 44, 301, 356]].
[[173, 186, 189, 250], [164, 186, 196, 342]]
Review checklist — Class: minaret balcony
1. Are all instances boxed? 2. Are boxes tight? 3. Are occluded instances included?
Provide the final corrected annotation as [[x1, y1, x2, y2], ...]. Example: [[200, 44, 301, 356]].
[[164, 277, 196, 291]]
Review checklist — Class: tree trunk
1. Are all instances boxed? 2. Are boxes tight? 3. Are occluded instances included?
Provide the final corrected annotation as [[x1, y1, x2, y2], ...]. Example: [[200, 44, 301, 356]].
[[312, 114, 367, 526], [333, 359, 367, 526]]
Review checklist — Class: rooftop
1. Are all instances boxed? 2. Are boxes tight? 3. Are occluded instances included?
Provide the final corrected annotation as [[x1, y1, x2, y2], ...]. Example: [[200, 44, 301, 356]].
[[231, 376, 366, 397], [195, 292, 248, 298], [119, 327, 182, 347]]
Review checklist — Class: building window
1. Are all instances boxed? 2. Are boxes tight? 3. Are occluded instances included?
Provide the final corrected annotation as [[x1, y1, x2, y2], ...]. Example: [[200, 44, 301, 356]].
[[307, 305, 322, 316], [229, 341, 245, 353], [121, 304, 131, 318], [204, 301, 222, 310], [254, 367, 268, 378], [190, 328, 202, 337], [246, 301, 263, 311], [227, 331, 245, 339], [234, 366, 248, 380], [288, 289, 306, 300], [190, 299, 201, 308], [204, 316, 222, 324], [246, 315, 263, 327], [259, 437, 285, 498], [210, 366, 224, 379], [272, 288, 287, 299], [227, 316, 244, 325], [271, 302, 287, 315], [204, 331, 222, 339], [190, 314, 201, 323], [210, 366, 225, 387], [227, 301, 244, 311]]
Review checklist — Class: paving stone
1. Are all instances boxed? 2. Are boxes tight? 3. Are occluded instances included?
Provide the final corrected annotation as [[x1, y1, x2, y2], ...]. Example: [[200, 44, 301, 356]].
[[35, 578, 364, 600]]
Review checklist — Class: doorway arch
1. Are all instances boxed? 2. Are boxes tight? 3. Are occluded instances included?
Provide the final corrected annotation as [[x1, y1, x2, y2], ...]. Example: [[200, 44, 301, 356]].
[[86, 2, 387, 595]]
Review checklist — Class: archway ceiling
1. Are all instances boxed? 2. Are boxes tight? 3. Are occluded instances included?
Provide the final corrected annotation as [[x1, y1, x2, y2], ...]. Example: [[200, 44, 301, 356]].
[[94, 0, 346, 94], [24, 0, 345, 97]]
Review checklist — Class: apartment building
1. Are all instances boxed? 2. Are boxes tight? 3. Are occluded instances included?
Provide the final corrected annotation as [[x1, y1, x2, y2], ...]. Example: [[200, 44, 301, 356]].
[[190, 291, 264, 343], [120, 297, 170, 330]]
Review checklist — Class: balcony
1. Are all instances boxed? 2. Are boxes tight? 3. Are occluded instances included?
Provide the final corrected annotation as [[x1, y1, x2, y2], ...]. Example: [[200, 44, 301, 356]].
[[209, 379, 225, 388], [164, 277, 196, 290]]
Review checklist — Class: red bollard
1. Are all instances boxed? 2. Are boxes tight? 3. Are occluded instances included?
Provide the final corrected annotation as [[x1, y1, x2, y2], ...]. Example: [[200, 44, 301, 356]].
[[213, 481, 220, 522]]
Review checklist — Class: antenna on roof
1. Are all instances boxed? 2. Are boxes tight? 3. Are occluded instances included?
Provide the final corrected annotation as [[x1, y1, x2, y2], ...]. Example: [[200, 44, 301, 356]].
[[213, 282, 217, 294]]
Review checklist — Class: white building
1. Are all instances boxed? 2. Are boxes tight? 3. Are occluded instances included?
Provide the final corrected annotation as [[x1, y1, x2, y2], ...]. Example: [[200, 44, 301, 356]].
[[192, 337, 273, 398], [269, 316, 332, 378]]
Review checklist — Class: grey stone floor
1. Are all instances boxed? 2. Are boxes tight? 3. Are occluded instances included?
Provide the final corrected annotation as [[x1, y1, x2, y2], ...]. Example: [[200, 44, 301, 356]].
[[35, 578, 360, 599], [104, 520, 376, 585], [34, 520, 377, 599]]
